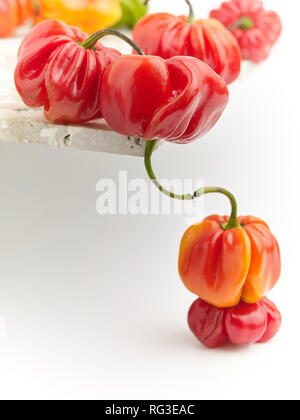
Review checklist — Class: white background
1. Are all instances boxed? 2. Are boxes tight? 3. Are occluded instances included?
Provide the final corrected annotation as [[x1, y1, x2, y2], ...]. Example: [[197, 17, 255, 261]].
[[0, 0, 299, 400]]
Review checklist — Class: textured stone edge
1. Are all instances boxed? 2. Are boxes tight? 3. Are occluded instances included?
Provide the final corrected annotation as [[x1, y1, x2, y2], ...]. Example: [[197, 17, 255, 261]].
[[0, 108, 147, 157]]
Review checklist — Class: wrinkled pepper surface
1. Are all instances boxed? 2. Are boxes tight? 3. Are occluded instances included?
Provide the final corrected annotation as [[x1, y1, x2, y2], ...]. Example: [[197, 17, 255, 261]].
[[14, 20, 121, 123], [179, 215, 281, 308], [133, 1, 242, 84], [188, 297, 282, 348], [210, 0, 282, 63], [100, 55, 229, 143], [33, 0, 122, 34]]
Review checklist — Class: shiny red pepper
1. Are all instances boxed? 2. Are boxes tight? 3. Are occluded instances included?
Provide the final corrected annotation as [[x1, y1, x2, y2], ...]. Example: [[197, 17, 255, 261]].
[[188, 297, 281, 348], [133, 0, 242, 84], [210, 0, 282, 63], [14, 20, 121, 123], [100, 54, 229, 144]]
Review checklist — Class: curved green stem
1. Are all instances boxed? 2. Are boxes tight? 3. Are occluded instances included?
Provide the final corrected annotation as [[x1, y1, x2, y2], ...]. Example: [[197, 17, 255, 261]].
[[194, 187, 240, 230], [145, 140, 194, 201], [228, 16, 254, 31], [143, 0, 194, 23], [79, 29, 145, 55], [145, 140, 240, 229], [185, 0, 195, 23]]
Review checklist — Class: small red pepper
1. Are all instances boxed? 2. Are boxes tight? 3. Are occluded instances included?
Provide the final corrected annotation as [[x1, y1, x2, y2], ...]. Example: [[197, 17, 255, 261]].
[[210, 0, 282, 63], [188, 297, 282, 348], [100, 54, 229, 144], [14, 20, 121, 123], [133, 0, 242, 85]]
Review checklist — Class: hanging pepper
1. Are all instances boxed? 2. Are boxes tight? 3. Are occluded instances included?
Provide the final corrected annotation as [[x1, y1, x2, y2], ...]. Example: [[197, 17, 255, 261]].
[[132, 0, 242, 84], [112, 0, 148, 29], [14, 20, 121, 123], [33, 0, 122, 34], [188, 297, 282, 348], [0, 0, 33, 37], [179, 211, 281, 308], [210, 0, 282, 63]]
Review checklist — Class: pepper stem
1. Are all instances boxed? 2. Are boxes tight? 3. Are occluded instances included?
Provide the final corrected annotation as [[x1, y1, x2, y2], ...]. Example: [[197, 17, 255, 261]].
[[145, 140, 194, 200], [145, 140, 240, 229], [79, 29, 145, 55], [228, 16, 254, 31], [185, 0, 195, 23], [194, 187, 240, 230], [143, 0, 195, 23]]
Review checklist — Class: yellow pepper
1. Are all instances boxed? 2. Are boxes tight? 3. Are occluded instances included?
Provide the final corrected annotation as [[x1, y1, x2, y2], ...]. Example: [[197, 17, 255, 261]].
[[34, 0, 122, 34]]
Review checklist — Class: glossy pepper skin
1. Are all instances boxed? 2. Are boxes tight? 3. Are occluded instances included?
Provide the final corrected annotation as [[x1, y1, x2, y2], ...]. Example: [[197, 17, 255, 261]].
[[179, 215, 281, 308], [188, 297, 281, 348], [14, 19, 121, 123], [133, 13, 242, 84], [0, 0, 33, 37], [210, 0, 282, 63], [112, 0, 148, 29], [100, 55, 229, 144], [33, 0, 122, 34]]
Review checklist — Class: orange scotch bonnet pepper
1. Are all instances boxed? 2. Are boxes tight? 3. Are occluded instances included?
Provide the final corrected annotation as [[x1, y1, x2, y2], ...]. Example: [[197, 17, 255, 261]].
[[0, 0, 33, 37], [33, 0, 122, 34], [178, 189, 281, 308]]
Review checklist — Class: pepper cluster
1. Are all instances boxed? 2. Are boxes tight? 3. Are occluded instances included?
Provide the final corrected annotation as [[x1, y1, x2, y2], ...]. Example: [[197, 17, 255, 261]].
[[179, 215, 282, 348], [14, 0, 283, 350]]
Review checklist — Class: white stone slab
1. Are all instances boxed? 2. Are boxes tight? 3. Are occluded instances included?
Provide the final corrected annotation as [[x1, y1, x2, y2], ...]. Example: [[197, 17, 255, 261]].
[[0, 26, 146, 157], [0, 107, 146, 156]]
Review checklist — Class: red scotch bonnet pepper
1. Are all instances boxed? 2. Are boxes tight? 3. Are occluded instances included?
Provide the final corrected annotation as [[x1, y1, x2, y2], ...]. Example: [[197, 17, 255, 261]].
[[100, 54, 229, 144], [14, 20, 121, 123], [133, 0, 242, 84], [188, 297, 282, 348], [210, 0, 282, 63], [99, 50, 229, 144]]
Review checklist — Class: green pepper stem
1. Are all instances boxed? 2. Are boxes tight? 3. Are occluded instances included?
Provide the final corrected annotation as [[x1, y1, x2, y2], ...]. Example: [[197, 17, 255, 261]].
[[185, 0, 195, 23], [194, 187, 240, 230], [143, 0, 194, 23], [145, 140, 194, 200], [228, 16, 254, 31], [145, 140, 240, 229], [79, 29, 145, 55]]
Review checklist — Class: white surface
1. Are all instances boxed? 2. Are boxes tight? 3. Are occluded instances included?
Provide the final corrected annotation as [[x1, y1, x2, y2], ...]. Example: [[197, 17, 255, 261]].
[[0, 108, 146, 156], [0, 0, 299, 400]]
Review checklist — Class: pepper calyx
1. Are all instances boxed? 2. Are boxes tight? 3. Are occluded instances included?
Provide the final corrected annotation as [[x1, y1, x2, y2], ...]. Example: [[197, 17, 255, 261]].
[[229, 16, 254, 31]]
